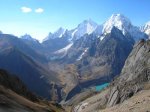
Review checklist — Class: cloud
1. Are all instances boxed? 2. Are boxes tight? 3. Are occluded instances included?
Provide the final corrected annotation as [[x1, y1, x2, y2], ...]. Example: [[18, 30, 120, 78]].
[[35, 8, 44, 13], [21, 7, 32, 13]]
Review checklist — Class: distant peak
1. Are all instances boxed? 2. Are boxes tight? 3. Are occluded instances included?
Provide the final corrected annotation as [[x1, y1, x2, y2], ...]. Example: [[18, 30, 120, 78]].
[[70, 19, 98, 39], [142, 21, 150, 36], [145, 21, 150, 26], [43, 27, 66, 41], [111, 13, 123, 17], [0, 31, 3, 34], [102, 14, 132, 35], [21, 34, 32, 39], [54, 27, 66, 37], [55, 27, 66, 33], [110, 13, 131, 23], [21, 34, 37, 42], [76, 19, 98, 31], [102, 14, 146, 41], [83, 18, 94, 23], [81, 19, 97, 26], [143, 21, 150, 30]]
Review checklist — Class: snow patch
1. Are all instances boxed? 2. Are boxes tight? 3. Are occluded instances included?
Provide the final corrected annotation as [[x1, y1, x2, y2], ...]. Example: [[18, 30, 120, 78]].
[[76, 48, 89, 61], [142, 21, 150, 37], [40, 75, 44, 79], [99, 35, 105, 41], [72, 29, 78, 37], [55, 43, 73, 54]]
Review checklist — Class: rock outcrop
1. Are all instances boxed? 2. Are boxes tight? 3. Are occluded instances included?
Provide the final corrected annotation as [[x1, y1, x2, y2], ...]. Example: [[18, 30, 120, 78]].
[[107, 39, 150, 107], [101, 90, 150, 112]]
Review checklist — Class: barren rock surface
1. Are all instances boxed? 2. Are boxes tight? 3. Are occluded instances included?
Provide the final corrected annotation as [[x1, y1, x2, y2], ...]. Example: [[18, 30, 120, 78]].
[[101, 90, 150, 112]]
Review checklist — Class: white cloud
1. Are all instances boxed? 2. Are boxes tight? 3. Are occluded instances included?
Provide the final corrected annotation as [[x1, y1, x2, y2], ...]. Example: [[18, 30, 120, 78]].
[[21, 7, 32, 13], [35, 8, 44, 13]]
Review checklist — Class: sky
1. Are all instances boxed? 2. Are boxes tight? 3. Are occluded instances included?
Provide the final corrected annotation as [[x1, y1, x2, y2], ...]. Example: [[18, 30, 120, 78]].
[[0, 0, 150, 41]]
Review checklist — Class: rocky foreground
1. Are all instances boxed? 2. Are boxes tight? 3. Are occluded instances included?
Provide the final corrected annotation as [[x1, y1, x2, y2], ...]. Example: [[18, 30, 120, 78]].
[[101, 89, 150, 112]]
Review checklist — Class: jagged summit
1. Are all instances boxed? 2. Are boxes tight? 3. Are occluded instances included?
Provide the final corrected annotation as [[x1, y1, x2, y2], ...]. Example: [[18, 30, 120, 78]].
[[102, 14, 132, 35], [54, 27, 66, 38], [43, 27, 66, 41], [73, 19, 98, 36], [0, 31, 3, 34], [102, 14, 147, 41], [21, 34, 37, 42], [43, 19, 98, 42], [142, 21, 150, 37], [78, 18, 98, 28], [145, 21, 150, 26]]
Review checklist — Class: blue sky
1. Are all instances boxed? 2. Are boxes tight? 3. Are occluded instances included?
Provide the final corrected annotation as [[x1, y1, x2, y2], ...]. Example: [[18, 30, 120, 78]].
[[0, 0, 150, 41]]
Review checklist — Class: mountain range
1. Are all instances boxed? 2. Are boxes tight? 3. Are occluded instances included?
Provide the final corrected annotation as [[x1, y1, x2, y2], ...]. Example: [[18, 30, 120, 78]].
[[0, 14, 150, 106]]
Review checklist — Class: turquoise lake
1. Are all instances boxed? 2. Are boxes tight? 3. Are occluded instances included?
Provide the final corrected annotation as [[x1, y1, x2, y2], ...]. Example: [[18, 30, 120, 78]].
[[95, 83, 109, 91]]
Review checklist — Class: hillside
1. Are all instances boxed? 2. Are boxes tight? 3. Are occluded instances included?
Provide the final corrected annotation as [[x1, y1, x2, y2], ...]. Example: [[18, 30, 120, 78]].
[[0, 41, 60, 100], [0, 69, 64, 112]]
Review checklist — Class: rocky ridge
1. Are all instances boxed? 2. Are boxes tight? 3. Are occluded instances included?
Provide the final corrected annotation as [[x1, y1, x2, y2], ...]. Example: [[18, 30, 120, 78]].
[[71, 39, 150, 112]]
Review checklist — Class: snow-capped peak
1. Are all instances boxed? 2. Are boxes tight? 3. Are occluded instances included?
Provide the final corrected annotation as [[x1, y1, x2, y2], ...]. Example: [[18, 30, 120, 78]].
[[43, 27, 66, 41], [21, 34, 37, 41], [54, 27, 66, 38], [81, 19, 97, 28], [145, 21, 150, 27], [0, 31, 3, 34], [71, 19, 98, 39], [102, 14, 147, 41], [142, 21, 150, 37], [102, 14, 132, 35]]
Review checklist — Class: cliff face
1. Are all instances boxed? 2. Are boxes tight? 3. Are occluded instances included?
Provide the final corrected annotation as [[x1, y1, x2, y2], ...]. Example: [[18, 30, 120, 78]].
[[107, 39, 150, 107], [100, 39, 150, 111]]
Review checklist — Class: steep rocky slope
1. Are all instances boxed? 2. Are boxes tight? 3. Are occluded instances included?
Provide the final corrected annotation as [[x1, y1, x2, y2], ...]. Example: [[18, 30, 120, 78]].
[[71, 39, 150, 112], [106, 39, 150, 107]]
